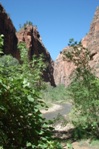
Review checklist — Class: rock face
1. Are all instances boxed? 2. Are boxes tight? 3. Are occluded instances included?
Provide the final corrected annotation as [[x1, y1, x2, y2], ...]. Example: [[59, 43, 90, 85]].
[[16, 25, 56, 86], [54, 6, 99, 86], [54, 48, 75, 86], [82, 6, 99, 77], [82, 6, 99, 50], [0, 4, 20, 59], [0, 3, 55, 86]]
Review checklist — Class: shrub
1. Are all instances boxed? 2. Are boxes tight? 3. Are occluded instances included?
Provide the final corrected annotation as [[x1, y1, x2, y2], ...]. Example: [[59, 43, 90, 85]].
[[19, 21, 36, 30], [42, 84, 69, 103], [64, 39, 99, 138], [0, 36, 62, 148]]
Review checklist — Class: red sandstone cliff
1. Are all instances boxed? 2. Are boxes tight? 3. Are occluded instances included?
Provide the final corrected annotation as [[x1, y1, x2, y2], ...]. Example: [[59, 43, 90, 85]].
[[54, 47, 75, 86], [82, 6, 99, 77], [54, 6, 99, 86], [0, 4, 20, 59], [0, 3, 55, 86], [16, 25, 56, 86]]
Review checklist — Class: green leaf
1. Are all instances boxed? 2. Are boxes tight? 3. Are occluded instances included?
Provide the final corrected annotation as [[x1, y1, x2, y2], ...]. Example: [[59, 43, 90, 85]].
[[27, 95, 34, 102]]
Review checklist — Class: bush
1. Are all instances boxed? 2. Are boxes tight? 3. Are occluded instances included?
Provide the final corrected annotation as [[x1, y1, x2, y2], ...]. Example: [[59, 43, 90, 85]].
[[0, 36, 62, 148], [42, 84, 69, 103], [64, 39, 99, 138], [19, 21, 36, 30]]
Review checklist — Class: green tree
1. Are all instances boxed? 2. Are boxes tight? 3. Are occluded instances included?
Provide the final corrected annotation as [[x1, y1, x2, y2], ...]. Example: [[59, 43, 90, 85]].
[[19, 21, 34, 30], [0, 36, 62, 149], [64, 39, 99, 138]]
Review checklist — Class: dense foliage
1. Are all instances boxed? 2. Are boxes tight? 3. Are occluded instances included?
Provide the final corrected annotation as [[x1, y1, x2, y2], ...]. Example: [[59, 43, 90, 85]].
[[0, 35, 62, 149], [64, 39, 99, 138], [42, 84, 69, 103]]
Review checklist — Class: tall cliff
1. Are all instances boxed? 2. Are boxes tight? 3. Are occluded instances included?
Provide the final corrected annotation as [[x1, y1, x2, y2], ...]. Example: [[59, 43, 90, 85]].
[[0, 3, 55, 86], [16, 25, 56, 86], [54, 6, 99, 86], [82, 6, 99, 76], [54, 48, 75, 86], [0, 4, 20, 59]]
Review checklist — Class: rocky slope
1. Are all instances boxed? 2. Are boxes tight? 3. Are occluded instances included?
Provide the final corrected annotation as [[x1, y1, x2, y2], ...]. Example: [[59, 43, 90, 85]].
[[54, 6, 99, 86], [0, 3, 55, 86]]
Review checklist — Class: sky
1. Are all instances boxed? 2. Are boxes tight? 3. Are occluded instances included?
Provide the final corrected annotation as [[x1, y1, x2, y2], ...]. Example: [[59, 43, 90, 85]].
[[0, 0, 99, 60]]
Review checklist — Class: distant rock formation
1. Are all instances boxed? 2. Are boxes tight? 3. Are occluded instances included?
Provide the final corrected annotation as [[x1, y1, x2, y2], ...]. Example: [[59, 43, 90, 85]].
[[16, 25, 56, 86], [54, 6, 99, 86], [0, 4, 20, 59]]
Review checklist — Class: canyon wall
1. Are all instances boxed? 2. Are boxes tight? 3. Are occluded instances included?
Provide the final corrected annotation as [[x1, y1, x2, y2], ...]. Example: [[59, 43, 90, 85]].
[[0, 3, 55, 86], [0, 4, 20, 59], [82, 6, 99, 77], [16, 25, 56, 86], [54, 6, 99, 86]]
